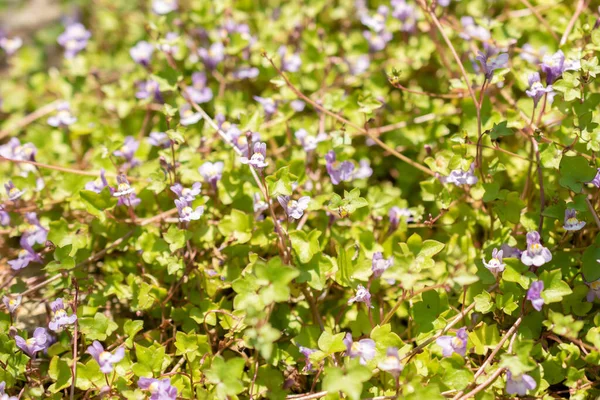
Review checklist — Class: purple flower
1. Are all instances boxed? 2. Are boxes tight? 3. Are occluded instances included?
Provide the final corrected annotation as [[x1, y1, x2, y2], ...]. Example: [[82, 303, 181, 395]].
[[0, 381, 18, 400], [113, 136, 140, 168], [138, 378, 178, 400], [198, 42, 225, 69], [541, 50, 580, 84], [343, 333, 376, 364], [290, 100, 306, 112], [278, 46, 302, 73], [21, 212, 48, 247], [372, 252, 394, 278], [179, 104, 202, 126], [563, 208, 585, 231], [391, 0, 416, 32], [378, 347, 403, 377], [170, 182, 201, 202], [253, 193, 268, 215], [147, 132, 171, 148], [8, 246, 42, 270], [4, 181, 24, 201], [442, 164, 478, 186], [136, 80, 163, 102], [589, 168, 600, 188], [476, 50, 509, 80], [520, 44, 547, 65], [175, 199, 204, 222], [2, 295, 21, 313], [47, 101, 77, 127], [500, 243, 522, 259], [363, 30, 393, 52], [389, 207, 414, 227], [113, 175, 135, 198], [85, 169, 109, 193], [198, 161, 224, 188], [0, 205, 9, 226], [459, 16, 490, 41], [361, 5, 388, 32], [482, 248, 505, 275], [0, 36, 22, 55], [57, 23, 91, 58], [253, 96, 277, 117], [353, 159, 373, 180], [240, 142, 268, 171], [526, 72, 553, 107], [15, 328, 49, 357], [436, 327, 468, 357], [298, 346, 317, 372], [586, 279, 600, 302], [87, 341, 125, 374], [278, 196, 310, 220], [527, 281, 544, 311], [348, 55, 370, 76], [232, 67, 259, 80], [130, 41, 154, 66], [185, 72, 213, 104], [48, 298, 77, 331], [325, 150, 354, 185], [506, 371, 536, 396], [152, 0, 178, 14], [348, 285, 372, 308], [157, 32, 179, 55], [521, 231, 552, 267], [295, 129, 327, 152]]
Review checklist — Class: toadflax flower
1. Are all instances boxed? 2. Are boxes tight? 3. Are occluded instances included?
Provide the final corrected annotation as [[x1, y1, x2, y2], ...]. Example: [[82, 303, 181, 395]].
[[278, 195, 310, 220], [112, 175, 141, 208], [198, 42, 225, 69], [442, 164, 478, 186], [348, 284, 373, 308], [87, 341, 125, 374], [240, 142, 269, 171], [500, 243, 522, 259], [47, 101, 77, 127], [57, 23, 91, 58], [157, 32, 180, 56], [378, 347, 403, 377], [253, 96, 277, 117], [199, 161, 224, 189], [343, 333, 376, 365], [475, 49, 509, 80], [586, 279, 600, 302], [363, 30, 393, 52], [290, 99, 306, 112], [4, 181, 25, 201], [0, 36, 23, 55], [232, 66, 259, 80], [138, 378, 178, 400], [21, 212, 48, 247], [253, 193, 268, 215], [295, 129, 327, 152], [136, 80, 163, 102], [526, 72, 554, 108], [152, 0, 178, 15], [389, 207, 414, 228], [175, 199, 204, 222], [85, 169, 109, 193], [130, 41, 154, 66], [185, 72, 213, 104], [541, 50, 580, 84], [563, 208, 585, 231], [278, 46, 302, 73], [113, 136, 140, 168], [8, 245, 42, 270], [527, 281, 544, 311], [0, 205, 9, 226], [147, 132, 171, 149], [521, 231, 552, 267], [459, 16, 490, 41], [391, 0, 416, 32], [353, 159, 373, 180], [15, 327, 49, 357], [48, 298, 77, 331], [372, 252, 394, 278], [0, 381, 18, 400], [436, 327, 468, 357], [298, 346, 317, 372], [589, 168, 600, 188], [179, 104, 202, 126], [506, 371, 536, 396], [361, 5, 388, 32], [2, 295, 21, 314], [482, 248, 505, 275], [325, 150, 354, 185], [171, 182, 201, 202]]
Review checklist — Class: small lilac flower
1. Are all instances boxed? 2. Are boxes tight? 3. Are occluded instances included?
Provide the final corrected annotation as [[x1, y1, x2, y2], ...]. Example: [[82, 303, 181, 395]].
[[8, 246, 42, 270], [438, 0, 450, 6], [361, 5, 388, 32], [500, 243, 522, 259], [0, 381, 18, 400], [0, 205, 9, 226], [253, 193, 268, 215], [343, 333, 376, 365], [527, 281, 544, 311], [198, 161, 224, 188], [113, 136, 140, 168], [586, 279, 600, 302], [506, 371, 536, 396], [521, 231, 552, 267], [459, 16, 490, 41], [290, 99, 306, 112], [170, 182, 201, 202], [540, 51, 580, 84], [278, 196, 310, 220], [348, 55, 370, 76], [4, 181, 24, 201], [240, 142, 268, 171], [525, 72, 553, 107], [0, 36, 22, 55], [232, 66, 259, 80], [253, 96, 277, 117], [157, 32, 179, 56], [348, 284, 372, 308], [363, 30, 393, 52], [152, 0, 178, 14], [353, 159, 373, 179], [48, 298, 77, 331], [175, 199, 204, 222], [520, 44, 546, 65], [391, 0, 416, 32], [2, 295, 21, 313], [138, 378, 178, 400], [372, 252, 394, 278], [21, 212, 48, 247], [130, 41, 154, 66], [442, 164, 478, 186], [389, 207, 414, 227], [85, 169, 109, 193], [185, 72, 213, 104], [15, 328, 49, 357], [298, 346, 317, 372], [436, 327, 468, 357], [0, 138, 37, 162], [482, 248, 505, 275], [198, 42, 225, 69], [476, 50, 509, 80], [147, 132, 170, 148], [278, 46, 302, 73], [113, 175, 135, 198], [378, 347, 403, 377], [295, 129, 327, 152], [179, 104, 202, 126], [47, 102, 77, 127], [325, 150, 354, 185], [87, 341, 125, 374], [563, 208, 585, 231], [57, 23, 91, 58], [589, 168, 600, 188], [135, 80, 163, 102]]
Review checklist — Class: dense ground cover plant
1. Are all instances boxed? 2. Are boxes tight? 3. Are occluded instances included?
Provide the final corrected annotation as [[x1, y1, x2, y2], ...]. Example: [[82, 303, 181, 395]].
[[2, 0, 600, 398]]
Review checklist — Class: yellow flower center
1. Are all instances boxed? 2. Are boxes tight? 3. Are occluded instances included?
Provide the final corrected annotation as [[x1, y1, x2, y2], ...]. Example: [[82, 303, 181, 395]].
[[590, 281, 600, 290], [99, 351, 112, 363], [26, 338, 36, 346], [149, 381, 159, 392], [567, 217, 578, 225]]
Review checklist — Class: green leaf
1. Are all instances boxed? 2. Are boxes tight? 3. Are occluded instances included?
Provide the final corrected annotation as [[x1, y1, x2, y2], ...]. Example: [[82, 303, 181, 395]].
[[322, 364, 372, 400], [317, 331, 347, 354], [489, 121, 513, 139], [164, 224, 187, 252], [48, 356, 72, 393], [205, 356, 245, 399], [559, 156, 596, 193], [289, 229, 321, 264], [78, 313, 118, 341], [539, 270, 572, 304]]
